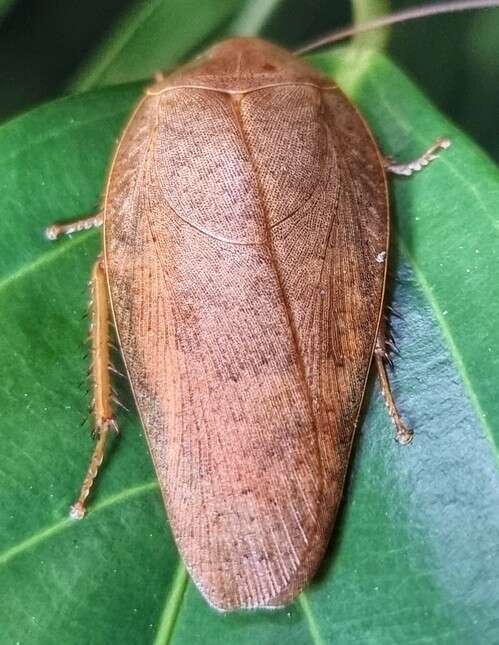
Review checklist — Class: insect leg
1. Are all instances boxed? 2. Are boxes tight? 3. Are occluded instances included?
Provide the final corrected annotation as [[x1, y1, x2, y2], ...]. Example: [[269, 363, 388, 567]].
[[45, 211, 103, 240], [374, 327, 413, 445], [70, 256, 117, 519], [385, 137, 451, 176]]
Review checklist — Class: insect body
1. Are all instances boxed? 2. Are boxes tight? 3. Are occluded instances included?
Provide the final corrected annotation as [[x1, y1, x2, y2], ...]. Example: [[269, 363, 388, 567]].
[[108, 39, 390, 611], [47, 37, 448, 611]]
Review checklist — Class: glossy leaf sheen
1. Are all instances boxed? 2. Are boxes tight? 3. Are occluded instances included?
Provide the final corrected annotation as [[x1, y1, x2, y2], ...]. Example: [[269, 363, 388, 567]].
[[1, 49, 499, 643], [71, 0, 246, 91]]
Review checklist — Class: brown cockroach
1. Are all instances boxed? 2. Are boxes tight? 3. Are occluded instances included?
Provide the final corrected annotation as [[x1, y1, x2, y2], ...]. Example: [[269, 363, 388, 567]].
[[44, 0, 497, 611]]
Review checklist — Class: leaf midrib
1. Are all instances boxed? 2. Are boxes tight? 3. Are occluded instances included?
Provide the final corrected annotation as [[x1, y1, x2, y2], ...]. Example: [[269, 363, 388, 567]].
[[152, 564, 189, 645]]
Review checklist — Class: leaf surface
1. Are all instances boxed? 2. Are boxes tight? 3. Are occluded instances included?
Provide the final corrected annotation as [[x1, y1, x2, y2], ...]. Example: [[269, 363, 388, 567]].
[[0, 0, 14, 22], [1, 48, 499, 644], [70, 0, 246, 91]]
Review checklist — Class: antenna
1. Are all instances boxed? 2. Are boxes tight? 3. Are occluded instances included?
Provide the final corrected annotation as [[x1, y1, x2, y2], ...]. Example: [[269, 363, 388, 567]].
[[295, 0, 499, 55]]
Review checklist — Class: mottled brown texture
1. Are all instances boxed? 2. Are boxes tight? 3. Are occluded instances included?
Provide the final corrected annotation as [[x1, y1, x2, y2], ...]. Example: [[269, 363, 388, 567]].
[[103, 38, 388, 611]]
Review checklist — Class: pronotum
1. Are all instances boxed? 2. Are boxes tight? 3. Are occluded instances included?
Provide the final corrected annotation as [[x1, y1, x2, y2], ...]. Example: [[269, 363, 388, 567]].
[[43, 0, 498, 611]]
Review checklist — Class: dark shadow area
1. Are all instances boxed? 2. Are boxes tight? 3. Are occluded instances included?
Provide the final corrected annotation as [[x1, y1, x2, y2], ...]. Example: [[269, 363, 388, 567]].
[[0, 0, 136, 120]]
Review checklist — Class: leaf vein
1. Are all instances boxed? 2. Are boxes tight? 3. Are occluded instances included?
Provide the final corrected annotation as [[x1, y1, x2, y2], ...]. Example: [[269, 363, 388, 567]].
[[0, 107, 131, 167], [0, 480, 158, 567]]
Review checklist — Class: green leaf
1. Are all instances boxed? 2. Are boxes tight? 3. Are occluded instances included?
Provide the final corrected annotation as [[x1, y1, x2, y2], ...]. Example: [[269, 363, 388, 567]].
[[226, 0, 284, 37], [0, 0, 15, 23], [1, 48, 499, 644], [350, 0, 390, 50], [70, 0, 247, 92]]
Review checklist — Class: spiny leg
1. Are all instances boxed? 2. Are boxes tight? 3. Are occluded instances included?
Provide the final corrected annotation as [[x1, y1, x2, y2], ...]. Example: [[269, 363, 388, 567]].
[[377, 136, 452, 440], [45, 211, 103, 240], [374, 326, 413, 445], [385, 137, 451, 176], [70, 256, 117, 519]]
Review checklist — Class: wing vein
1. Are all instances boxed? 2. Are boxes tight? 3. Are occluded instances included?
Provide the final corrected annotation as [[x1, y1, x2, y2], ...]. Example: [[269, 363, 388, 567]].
[[230, 93, 323, 466]]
